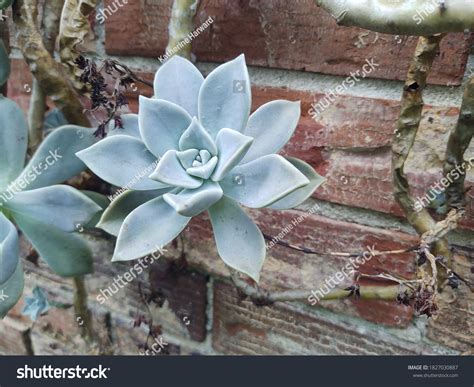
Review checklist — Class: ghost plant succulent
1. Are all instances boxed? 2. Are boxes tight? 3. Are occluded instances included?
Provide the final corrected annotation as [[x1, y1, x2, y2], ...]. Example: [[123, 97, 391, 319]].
[[0, 64, 101, 317], [77, 55, 324, 281], [0, 0, 13, 10]]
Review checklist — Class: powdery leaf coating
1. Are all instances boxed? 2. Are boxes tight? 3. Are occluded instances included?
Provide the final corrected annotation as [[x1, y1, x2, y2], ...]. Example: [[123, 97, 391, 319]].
[[78, 54, 326, 282]]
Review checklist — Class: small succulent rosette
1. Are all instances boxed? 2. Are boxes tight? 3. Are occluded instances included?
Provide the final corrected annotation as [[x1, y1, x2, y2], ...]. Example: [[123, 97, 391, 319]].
[[0, 96, 101, 318], [77, 55, 324, 281]]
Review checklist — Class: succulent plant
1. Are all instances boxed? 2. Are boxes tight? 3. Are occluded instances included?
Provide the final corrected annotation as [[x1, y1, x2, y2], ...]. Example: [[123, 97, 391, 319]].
[[22, 286, 51, 321], [0, 0, 13, 10], [0, 94, 101, 318], [77, 55, 324, 281]]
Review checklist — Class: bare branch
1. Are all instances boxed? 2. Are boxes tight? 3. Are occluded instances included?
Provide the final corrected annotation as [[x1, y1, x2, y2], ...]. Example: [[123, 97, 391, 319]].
[[315, 0, 474, 35], [443, 76, 474, 210], [13, 0, 89, 126], [391, 35, 453, 283], [421, 209, 465, 245], [229, 269, 410, 304], [166, 0, 200, 61], [28, 0, 65, 154], [73, 276, 96, 343]]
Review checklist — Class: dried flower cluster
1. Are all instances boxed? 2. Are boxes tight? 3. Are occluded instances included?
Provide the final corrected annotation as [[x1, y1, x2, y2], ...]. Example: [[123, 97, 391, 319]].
[[75, 55, 134, 137]]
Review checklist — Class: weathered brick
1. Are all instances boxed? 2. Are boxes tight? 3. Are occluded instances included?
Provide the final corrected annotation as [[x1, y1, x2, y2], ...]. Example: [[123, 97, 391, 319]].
[[176, 209, 417, 327], [104, 0, 471, 85], [1, 234, 208, 355], [212, 281, 440, 355], [0, 316, 31, 355], [148, 260, 208, 342], [124, 81, 474, 230], [6, 59, 33, 112], [427, 247, 474, 353]]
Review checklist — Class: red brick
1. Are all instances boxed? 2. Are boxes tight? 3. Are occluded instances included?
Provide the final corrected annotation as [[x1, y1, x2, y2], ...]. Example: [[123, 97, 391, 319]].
[[176, 209, 417, 327], [259, 87, 471, 231], [212, 281, 438, 355], [104, 0, 471, 85], [148, 260, 208, 342], [0, 316, 31, 355], [124, 82, 474, 230], [7, 59, 33, 112]]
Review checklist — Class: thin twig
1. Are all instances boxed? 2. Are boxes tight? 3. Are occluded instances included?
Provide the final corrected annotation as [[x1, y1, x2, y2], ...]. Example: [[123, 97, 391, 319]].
[[105, 59, 153, 88], [73, 276, 95, 343], [263, 233, 417, 257]]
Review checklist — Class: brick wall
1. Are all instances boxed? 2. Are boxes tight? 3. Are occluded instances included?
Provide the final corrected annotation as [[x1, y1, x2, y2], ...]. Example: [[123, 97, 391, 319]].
[[1, 0, 473, 355]]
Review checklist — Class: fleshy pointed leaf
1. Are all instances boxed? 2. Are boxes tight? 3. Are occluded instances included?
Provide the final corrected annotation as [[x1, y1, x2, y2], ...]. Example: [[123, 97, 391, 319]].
[[178, 117, 217, 155], [220, 154, 309, 208], [13, 213, 93, 277], [241, 100, 301, 164], [154, 55, 204, 117], [113, 196, 190, 262], [211, 128, 253, 181], [208, 197, 265, 282], [22, 287, 51, 321], [198, 54, 251, 138], [177, 149, 199, 169], [186, 156, 218, 179], [77, 135, 167, 190], [14, 126, 96, 191], [163, 181, 222, 217], [139, 96, 192, 158], [0, 97, 28, 190], [5, 186, 101, 232], [0, 213, 19, 284], [98, 189, 171, 236], [81, 190, 109, 229], [0, 260, 24, 319], [269, 158, 326, 209], [149, 150, 202, 189], [108, 113, 141, 139]]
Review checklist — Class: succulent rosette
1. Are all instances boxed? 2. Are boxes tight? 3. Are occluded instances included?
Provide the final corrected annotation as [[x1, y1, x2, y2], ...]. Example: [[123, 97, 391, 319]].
[[0, 96, 102, 318], [77, 55, 324, 281]]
